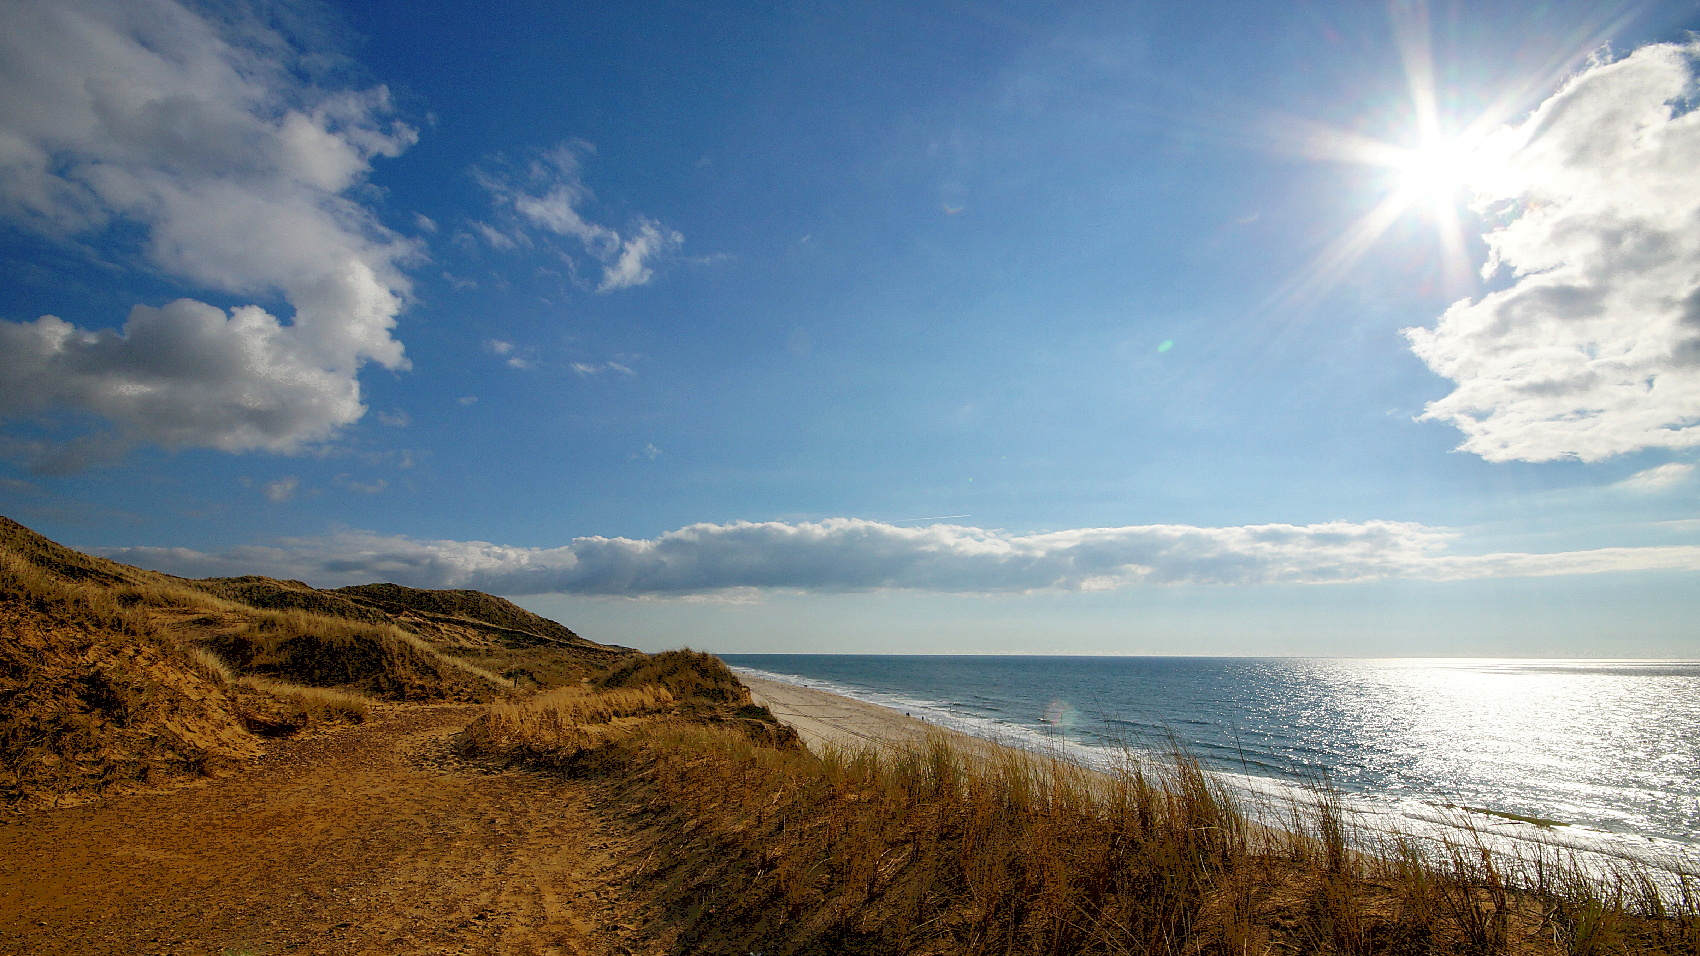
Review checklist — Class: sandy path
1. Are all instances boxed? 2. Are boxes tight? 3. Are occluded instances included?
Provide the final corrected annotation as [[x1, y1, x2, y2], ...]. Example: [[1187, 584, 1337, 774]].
[[0, 706, 652, 956]]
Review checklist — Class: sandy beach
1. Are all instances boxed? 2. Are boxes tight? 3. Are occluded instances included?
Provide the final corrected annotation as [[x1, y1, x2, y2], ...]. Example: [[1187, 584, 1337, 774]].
[[741, 673, 1056, 773], [741, 673, 951, 753]]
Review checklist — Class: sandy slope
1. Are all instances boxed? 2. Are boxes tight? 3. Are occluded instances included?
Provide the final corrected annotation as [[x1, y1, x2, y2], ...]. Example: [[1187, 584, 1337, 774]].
[[0, 706, 654, 956]]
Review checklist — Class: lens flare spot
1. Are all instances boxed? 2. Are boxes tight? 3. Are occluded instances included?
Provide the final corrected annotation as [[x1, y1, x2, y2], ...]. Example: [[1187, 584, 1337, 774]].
[[1041, 699, 1076, 729], [1157, 339, 1174, 353]]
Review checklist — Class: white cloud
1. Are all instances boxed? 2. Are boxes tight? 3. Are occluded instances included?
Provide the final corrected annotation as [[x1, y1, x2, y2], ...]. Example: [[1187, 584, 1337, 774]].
[[572, 360, 636, 377], [476, 145, 681, 293], [262, 476, 299, 503], [0, 0, 417, 458], [1614, 462, 1696, 492], [486, 339, 537, 369], [375, 409, 410, 427], [597, 218, 682, 292], [95, 517, 1700, 597], [1407, 42, 1700, 462], [1, 300, 370, 452], [334, 474, 387, 494], [470, 220, 518, 250]]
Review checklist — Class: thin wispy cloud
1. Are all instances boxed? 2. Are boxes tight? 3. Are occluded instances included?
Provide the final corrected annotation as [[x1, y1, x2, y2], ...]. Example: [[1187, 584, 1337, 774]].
[[572, 361, 636, 377], [486, 339, 536, 369], [1407, 42, 1700, 463], [262, 477, 301, 503], [1614, 462, 1696, 493], [474, 145, 682, 293], [334, 475, 388, 495], [98, 517, 1700, 597], [0, 0, 418, 463]]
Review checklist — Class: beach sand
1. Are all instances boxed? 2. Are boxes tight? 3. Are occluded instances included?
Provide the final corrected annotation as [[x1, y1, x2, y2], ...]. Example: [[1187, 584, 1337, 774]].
[[741, 673, 947, 753], [742, 673, 1037, 769]]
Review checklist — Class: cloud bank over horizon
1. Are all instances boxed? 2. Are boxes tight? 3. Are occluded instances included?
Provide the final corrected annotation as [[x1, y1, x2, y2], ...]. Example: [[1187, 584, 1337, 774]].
[[0, 0, 417, 462], [1408, 42, 1700, 463], [97, 517, 1700, 598]]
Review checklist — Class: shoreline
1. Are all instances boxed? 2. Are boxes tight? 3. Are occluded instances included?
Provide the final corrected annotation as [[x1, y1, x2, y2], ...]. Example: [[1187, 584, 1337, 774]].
[[741, 673, 962, 754], [738, 667, 1700, 891]]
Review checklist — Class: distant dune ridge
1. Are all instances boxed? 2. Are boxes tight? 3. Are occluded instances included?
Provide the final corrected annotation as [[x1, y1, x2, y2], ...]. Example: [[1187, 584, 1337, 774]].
[[0, 515, 632, 808]]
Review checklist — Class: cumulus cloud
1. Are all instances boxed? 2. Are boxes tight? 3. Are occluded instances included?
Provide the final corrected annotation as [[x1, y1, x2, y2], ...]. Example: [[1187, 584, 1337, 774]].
[[1407, 42, 1700, 462], [95, 517, 1700, 597], [476, 146, 681, 293], [0, 0, 417, 457]]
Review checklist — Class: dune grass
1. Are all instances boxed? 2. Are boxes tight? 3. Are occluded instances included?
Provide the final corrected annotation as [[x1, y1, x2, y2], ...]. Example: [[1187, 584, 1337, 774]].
[[457, 650, 1700, 956], [613, 723, 1698, 955], [2, 542, 509, 697], [455, 684, 678, 768], [234, 676, 372, 723], [593, 648, 750, 704], [187, 605, 511, 701]]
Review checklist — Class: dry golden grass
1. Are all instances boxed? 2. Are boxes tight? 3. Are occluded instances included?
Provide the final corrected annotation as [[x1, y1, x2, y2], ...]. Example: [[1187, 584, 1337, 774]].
[[2, 518, 514, 700], [235, 676, 373, 723], [455, 648, 1699, 956], [608, 724, 1699, 956], [455, 685, 677, 769], [199, 606, 511, 700], [187, 644, 238, 684], [593, 648, 750, 704]]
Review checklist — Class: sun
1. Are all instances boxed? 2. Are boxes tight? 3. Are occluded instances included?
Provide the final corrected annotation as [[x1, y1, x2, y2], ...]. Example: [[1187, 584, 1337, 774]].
[[1252, 0, 1616, 318], [1392, 136, 1481, 206], [1258, 121, 1493, 314], [1394, 137, 1475, 200]]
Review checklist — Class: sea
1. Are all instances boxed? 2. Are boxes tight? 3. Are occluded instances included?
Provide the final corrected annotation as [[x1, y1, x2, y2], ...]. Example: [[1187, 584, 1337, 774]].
[[722, 655, 1700, 880]]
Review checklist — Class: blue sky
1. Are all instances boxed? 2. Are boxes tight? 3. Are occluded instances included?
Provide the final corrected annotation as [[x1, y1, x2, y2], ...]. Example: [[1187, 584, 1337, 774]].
[[3, 0, 1699, 656]]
